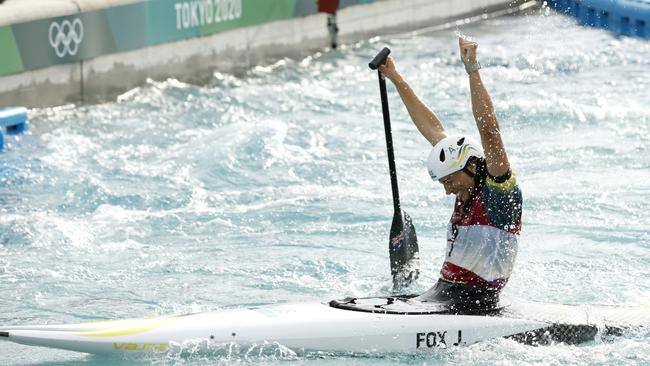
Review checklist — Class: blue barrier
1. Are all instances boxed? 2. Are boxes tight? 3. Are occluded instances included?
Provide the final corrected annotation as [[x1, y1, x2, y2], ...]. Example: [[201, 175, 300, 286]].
[[548, 0, 650, 38], [0, 107, 28, 152]]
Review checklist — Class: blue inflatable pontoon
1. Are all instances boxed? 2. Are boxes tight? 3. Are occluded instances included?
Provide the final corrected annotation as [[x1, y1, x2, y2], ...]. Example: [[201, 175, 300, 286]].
[[0, 107, 28, 152], [549, 0, 650, 38]]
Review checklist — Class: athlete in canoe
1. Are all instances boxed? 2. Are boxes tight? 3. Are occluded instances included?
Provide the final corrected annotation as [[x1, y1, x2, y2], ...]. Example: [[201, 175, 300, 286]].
[[378, 36, 522, 311]]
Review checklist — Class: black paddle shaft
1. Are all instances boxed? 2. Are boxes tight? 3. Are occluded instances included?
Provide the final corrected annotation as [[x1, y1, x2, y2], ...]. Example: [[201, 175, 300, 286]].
[[370, 48, 402, 217], [369, 47, 419, 290]]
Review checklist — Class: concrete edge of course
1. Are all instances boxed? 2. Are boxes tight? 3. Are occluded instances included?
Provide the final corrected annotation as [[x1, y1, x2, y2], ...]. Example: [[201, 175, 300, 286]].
[[0, 0, 537, 107]]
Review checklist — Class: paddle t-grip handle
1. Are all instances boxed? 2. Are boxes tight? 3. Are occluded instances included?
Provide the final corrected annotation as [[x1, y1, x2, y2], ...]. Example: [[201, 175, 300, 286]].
[[368, 47, 391, 70]]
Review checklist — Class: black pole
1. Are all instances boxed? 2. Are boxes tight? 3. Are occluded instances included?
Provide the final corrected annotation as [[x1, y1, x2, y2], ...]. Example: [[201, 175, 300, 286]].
[[369, 47, 401, 217], [369, 47, 419, 290], [378, 72, 402, 219]]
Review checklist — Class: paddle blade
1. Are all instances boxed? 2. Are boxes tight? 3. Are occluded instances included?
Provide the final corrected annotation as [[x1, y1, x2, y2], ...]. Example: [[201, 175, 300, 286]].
[[389, 210, 420, 290]]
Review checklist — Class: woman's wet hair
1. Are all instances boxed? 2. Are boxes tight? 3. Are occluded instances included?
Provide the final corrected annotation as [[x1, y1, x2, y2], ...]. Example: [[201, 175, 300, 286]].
[[467, 156, 488, 186]]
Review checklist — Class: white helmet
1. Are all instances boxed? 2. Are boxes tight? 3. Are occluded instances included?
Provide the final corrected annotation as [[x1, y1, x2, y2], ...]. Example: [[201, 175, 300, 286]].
[[426, 135, 484, 181]]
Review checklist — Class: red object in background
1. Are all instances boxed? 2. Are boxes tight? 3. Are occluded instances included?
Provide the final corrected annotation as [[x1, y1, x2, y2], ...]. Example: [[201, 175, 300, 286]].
[[318, 0, 338, 14]]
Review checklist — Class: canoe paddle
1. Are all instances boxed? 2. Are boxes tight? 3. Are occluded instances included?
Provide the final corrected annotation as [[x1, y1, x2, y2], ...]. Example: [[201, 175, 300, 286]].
[[369, 47, 420, 290]]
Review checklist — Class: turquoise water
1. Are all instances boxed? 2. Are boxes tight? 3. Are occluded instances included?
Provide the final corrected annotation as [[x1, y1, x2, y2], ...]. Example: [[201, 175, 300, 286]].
[[1, 10, 649, 365]]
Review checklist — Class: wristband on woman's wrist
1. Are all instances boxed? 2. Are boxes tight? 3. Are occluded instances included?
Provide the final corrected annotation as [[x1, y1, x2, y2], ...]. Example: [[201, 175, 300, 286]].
[[465, 62, 481, 74]]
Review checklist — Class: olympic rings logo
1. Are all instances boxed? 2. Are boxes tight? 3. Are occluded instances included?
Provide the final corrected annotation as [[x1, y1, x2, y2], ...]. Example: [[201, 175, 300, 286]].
[[48, 18, 84, 58]]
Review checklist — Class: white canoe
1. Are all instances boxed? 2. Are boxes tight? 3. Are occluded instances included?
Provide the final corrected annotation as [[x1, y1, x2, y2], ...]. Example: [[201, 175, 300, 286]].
[[1, 296, 648, 355]]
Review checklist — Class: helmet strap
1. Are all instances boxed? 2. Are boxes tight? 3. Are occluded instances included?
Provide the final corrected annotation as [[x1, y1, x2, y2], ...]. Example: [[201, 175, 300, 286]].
[[462, 166, 475, 179], [462, 158, 478, 179]]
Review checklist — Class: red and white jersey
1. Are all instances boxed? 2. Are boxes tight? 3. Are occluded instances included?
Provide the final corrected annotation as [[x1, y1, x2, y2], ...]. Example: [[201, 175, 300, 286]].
[[440, 171, 522, 289]]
